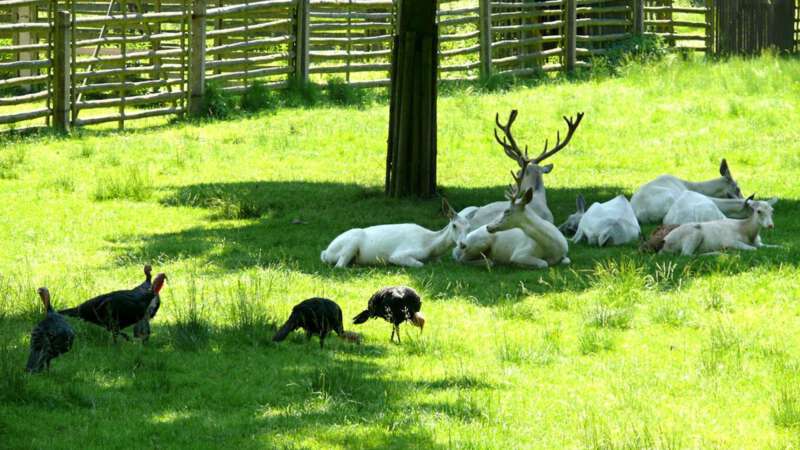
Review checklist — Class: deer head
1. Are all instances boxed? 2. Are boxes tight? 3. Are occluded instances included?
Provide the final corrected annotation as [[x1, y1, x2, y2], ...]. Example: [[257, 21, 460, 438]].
[[494, 110, 584, 196], [558, 194, 586, 237], [442, 198, 471, 244], [486, 164, 536, 234], [746, 194, 777, 230]]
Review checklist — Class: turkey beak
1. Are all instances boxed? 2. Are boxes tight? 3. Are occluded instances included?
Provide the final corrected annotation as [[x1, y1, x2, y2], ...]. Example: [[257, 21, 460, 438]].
[[412, 312, 425, 331]]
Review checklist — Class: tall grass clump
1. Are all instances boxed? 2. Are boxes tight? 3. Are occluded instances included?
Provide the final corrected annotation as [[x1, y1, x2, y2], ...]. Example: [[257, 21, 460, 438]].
[[579, 327, 615, 355], [169, 280, 210, 351], [200, 81, 235, 119], [326, 77, 366, 106], [0, 344, 29, 404], [700, 323, 744, 375], [0, 147, 26, 179], [585, 258, 644, 330], [240, 81, 277, 113], [282, 79, 322, 108], [224, 277, 275, 346], [93, 167, 153, 201]]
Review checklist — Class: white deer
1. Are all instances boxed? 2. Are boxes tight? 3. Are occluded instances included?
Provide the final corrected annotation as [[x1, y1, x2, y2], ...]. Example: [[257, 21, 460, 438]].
[[657, 195, 777, 256], [559, 194, 640, 247], [630, 159, 743, 224], [453, 226, 547, 268], [461, 110, 584, 230], [663, 191, 753, 225], [482, 161, 571, 267], [321, 199, 470, 268]]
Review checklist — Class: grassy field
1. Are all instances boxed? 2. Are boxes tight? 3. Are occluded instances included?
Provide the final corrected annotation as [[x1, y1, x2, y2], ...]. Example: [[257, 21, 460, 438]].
[[1, 54, 800, 449]]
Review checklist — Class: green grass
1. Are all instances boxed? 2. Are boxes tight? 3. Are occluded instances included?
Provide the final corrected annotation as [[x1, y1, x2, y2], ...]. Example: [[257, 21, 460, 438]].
[[1, 53, 800, 449]]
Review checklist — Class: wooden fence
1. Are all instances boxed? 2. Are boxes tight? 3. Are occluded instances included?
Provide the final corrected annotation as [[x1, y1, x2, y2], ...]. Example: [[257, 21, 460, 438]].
[[709, 0, 797, 55], [0, 0, 786, 132]]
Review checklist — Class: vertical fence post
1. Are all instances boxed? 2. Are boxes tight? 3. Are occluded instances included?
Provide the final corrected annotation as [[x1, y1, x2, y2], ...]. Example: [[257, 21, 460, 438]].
[[705, 0, 713, 56], [53, 10, 71, 133], [294, 0, 310, 85], [188, 0, 207, 117], [478, 0, 492, 79], [565, 0, 576, 72], [634, 0, 644, 34]]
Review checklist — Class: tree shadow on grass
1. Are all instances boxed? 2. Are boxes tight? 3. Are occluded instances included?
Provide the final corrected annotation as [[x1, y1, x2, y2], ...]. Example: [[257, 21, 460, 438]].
[[107, 180, 800, 305], [0, 314, 475, 449]]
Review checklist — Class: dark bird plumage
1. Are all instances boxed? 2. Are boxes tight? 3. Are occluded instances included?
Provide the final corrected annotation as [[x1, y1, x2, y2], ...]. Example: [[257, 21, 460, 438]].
[[132, 265, 161, 341], [353, 286, 425, 343], [273, 298, 359, 349], [60, 268, 167, 342], [27, 288, 75, 373]]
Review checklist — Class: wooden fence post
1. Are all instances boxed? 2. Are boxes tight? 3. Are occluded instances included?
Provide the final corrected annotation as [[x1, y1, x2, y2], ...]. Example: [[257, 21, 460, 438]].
[[634, 0, 644, 34], [188, 0, 207, 117], [705, 0, 713, 55], [53, 10, 71, 133], [478, 0, 492, 79], [294, 0, 310, 85], [565, 0, 576, 72]]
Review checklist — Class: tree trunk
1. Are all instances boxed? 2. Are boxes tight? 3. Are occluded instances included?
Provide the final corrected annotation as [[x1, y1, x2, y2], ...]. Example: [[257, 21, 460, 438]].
[[385, 0, 438, 198]]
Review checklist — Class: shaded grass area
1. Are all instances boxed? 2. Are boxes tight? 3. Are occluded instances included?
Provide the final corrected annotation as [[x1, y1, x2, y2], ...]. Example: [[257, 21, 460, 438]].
[[1, 54, 800, 448]]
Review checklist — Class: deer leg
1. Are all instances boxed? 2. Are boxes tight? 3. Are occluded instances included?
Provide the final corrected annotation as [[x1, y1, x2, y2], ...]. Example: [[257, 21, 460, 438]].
[[509, 253, 549, 269], [679, 232, 704, 256], [729, 241, 757, 251], [388, 254, 425, 268]]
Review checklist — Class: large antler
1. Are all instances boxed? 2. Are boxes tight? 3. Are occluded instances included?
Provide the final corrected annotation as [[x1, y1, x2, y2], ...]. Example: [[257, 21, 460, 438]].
[[494, 110, 530, 168], [532, 112, 584, 164], [505, 163, 529, 202], [493, 110, 585, 167]]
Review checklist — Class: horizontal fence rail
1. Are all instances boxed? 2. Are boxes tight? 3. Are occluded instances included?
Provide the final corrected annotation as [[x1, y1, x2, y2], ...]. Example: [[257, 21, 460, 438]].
[[0, 0, 795, 131]]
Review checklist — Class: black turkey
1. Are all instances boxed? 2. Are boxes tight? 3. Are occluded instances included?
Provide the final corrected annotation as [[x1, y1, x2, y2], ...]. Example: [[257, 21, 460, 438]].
[[353, 286, 425, 343], [27, 287, 75, 373], [60, 270, 166, 342], [273, 298, 360, 349], [132, 265, 161, 341]]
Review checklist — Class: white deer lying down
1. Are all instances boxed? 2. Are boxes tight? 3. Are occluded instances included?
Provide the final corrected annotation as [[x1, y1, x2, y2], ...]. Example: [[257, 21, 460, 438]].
[[452, 226, 547, 268], [657, 195, 777, 256], [482, 162, 570, 267], [321, 200, 470, 268], [461, 110, 584, 230], [559, 194, 640, 247], [663, 191, 753, 225], [630, 159, 743, 224]]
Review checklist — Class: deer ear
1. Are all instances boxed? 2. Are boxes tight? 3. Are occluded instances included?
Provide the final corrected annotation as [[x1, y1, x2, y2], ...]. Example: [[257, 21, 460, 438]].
[[522, 188, 534, 206], [577, 194, 586, 213], [745, 193, 756, 208], [767, 197, 778, 206], [720, 158, 732, 179], [442, 198, 456, 219], [540, 164, 553, 174]]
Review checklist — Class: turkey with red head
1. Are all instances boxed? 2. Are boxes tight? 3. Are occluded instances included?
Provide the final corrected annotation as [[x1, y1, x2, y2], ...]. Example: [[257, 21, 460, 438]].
[[353, 286, 425, 343], [273, 297, 360, 349], [60, 267, 167, 342], [27, 287, 75, 373]]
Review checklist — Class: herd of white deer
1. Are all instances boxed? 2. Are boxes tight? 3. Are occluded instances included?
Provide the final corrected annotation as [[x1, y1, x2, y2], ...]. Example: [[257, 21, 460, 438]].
[[321, 110, 778, 268]]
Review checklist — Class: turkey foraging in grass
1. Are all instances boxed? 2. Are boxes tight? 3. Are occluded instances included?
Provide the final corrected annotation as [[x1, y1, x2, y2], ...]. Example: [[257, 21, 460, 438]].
[[27, 287, 75, 373], [60, 269, 167, 342], [273, 297, 360, 349], [132, 265, 161, 341], [353, 286, 425, 343]]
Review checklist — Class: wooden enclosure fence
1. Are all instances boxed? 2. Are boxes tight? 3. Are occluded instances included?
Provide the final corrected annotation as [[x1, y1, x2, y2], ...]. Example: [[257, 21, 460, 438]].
[[0, 0, 792, 132]]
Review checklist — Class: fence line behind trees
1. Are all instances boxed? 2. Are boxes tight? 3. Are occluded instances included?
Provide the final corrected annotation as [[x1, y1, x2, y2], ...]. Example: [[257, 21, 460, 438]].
[[0, 0, 791, 132]]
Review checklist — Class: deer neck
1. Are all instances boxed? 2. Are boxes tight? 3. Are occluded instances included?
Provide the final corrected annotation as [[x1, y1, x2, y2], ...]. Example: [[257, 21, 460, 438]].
[[735, 215, 761, 243], [709, 197, 748, 216], [684, 177, 726, 196], [425, 226, 456, 258], [515, 210, 561, 253]]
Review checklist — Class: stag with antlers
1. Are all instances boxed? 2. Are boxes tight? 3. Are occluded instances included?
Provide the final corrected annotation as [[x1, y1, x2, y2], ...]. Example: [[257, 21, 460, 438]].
[[482, 157, 571, 267], [461, 110, 584, 231]]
